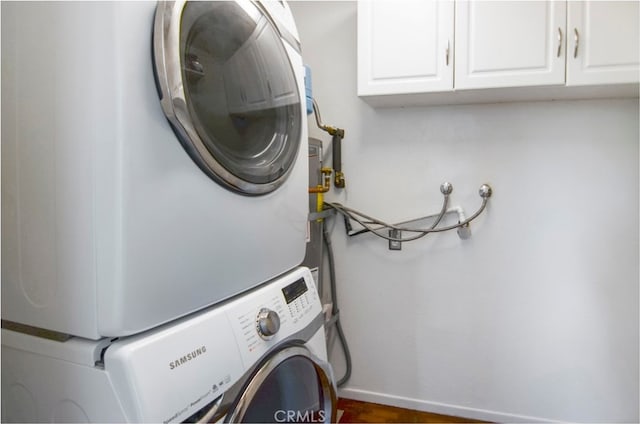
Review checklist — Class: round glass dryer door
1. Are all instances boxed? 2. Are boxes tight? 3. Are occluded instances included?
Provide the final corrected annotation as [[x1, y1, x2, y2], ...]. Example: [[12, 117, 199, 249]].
[[154, 1, 302, 195], [228, 346, 337, 423]]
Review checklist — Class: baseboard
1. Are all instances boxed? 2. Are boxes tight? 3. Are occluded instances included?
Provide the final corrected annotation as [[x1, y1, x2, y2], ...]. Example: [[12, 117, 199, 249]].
[[337, 387, 559, 423]]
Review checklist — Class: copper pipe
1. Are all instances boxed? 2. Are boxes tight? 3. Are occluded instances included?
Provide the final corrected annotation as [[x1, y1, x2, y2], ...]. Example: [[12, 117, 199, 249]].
[[308, 168, 332, 193]]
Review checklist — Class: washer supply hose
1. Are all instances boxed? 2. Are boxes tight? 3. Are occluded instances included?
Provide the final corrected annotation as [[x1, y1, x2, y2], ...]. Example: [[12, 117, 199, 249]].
[[323, 225, 352, 387], [326, 183, 492, 244]]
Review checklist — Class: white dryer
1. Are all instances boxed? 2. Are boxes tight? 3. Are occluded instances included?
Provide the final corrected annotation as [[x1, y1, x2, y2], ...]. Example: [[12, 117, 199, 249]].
[[1, 267, 337, 423], [1, 1, 309, 339]]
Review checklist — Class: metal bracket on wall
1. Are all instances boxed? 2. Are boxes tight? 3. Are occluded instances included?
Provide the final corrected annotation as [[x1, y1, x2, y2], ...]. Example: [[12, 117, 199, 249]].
[[308, 209, 336, 222]]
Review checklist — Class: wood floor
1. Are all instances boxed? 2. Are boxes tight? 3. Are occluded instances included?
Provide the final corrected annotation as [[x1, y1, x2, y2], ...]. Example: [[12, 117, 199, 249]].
[[337, 398, 486, 423]]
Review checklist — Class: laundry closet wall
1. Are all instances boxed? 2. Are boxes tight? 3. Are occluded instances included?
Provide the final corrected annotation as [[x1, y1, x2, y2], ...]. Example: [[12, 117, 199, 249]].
[[289, 2, 639, 422]]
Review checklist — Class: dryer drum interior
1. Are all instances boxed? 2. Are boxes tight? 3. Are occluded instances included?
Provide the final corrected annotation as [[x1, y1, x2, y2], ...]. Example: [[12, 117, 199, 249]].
[[154, 0, 303, 195]]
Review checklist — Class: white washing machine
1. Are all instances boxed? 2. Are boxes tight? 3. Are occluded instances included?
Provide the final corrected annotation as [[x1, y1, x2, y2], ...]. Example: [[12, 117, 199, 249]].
[[1, 267, 337, 423], [1, 1, 309, 340]]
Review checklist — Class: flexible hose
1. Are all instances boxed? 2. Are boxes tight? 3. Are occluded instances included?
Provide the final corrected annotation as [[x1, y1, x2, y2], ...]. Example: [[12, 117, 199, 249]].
[[323, 225, 352, 387], [326, 197, 488, 243]]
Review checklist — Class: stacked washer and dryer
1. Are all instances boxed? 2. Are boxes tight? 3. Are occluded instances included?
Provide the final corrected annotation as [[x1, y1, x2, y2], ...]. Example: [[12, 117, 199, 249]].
[[1, 1, 336, 422]]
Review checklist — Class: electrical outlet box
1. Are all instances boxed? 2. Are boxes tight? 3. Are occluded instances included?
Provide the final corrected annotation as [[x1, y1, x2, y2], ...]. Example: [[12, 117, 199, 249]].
[[388, 229, 402, 250]]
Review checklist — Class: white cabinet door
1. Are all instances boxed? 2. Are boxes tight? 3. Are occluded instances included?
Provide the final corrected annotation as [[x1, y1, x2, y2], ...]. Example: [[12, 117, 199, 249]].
[[566, 1, 640, 86], [357, 0, 454, 96], [455, 0, 566, 89]]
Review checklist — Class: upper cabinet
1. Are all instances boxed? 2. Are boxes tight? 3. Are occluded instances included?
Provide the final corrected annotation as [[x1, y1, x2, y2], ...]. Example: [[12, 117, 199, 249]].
[[357, 0, 639, 103], [357, 0, 454, 95], [566, 1, 640, 86], [455, 1, 566, 89]]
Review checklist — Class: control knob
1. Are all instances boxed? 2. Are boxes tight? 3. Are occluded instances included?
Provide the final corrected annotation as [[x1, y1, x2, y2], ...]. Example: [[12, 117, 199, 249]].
[[256, 308, 280, 339]]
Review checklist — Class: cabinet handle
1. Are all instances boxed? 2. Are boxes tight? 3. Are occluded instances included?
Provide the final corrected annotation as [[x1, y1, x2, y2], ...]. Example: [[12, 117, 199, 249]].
[[556, 27, 563, 57], [573, 28, 580, 58], [446, 40, 450, 66]]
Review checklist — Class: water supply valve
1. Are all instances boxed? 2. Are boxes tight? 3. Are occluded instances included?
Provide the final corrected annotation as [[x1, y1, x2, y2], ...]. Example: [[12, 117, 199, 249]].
[[311, 98, 346, 189]]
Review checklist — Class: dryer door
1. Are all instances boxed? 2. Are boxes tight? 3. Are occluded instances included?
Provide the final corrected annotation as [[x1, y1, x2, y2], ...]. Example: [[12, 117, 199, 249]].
[[228, 345, 336, 423], [153, 1, 302, 195]]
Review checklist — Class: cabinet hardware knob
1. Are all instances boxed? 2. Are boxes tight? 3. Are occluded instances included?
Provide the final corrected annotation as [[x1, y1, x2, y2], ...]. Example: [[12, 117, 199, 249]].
[[573, 28, 580, 58]]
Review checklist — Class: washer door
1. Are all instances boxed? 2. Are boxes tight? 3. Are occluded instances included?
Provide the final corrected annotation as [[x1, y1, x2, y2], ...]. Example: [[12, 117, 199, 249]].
[[153, 1, 302, 195], [228, 345, 337, 423]]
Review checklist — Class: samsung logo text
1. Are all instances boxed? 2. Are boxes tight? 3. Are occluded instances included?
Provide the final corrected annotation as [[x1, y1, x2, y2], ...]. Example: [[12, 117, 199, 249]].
[[169, 346, 207, 370]]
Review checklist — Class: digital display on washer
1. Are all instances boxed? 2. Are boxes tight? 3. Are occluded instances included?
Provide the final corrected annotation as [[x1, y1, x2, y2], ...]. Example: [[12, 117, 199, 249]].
[[282, 278, 308, 304]]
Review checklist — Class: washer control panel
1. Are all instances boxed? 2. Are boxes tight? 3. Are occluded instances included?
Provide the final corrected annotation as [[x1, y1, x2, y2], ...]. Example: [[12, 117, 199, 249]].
[[281, 276, 316, 323], [228, 268, 320, 368]]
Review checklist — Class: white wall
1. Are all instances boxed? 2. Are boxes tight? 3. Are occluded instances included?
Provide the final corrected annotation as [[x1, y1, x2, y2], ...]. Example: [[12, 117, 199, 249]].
[[289, 2, 639, 422]]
